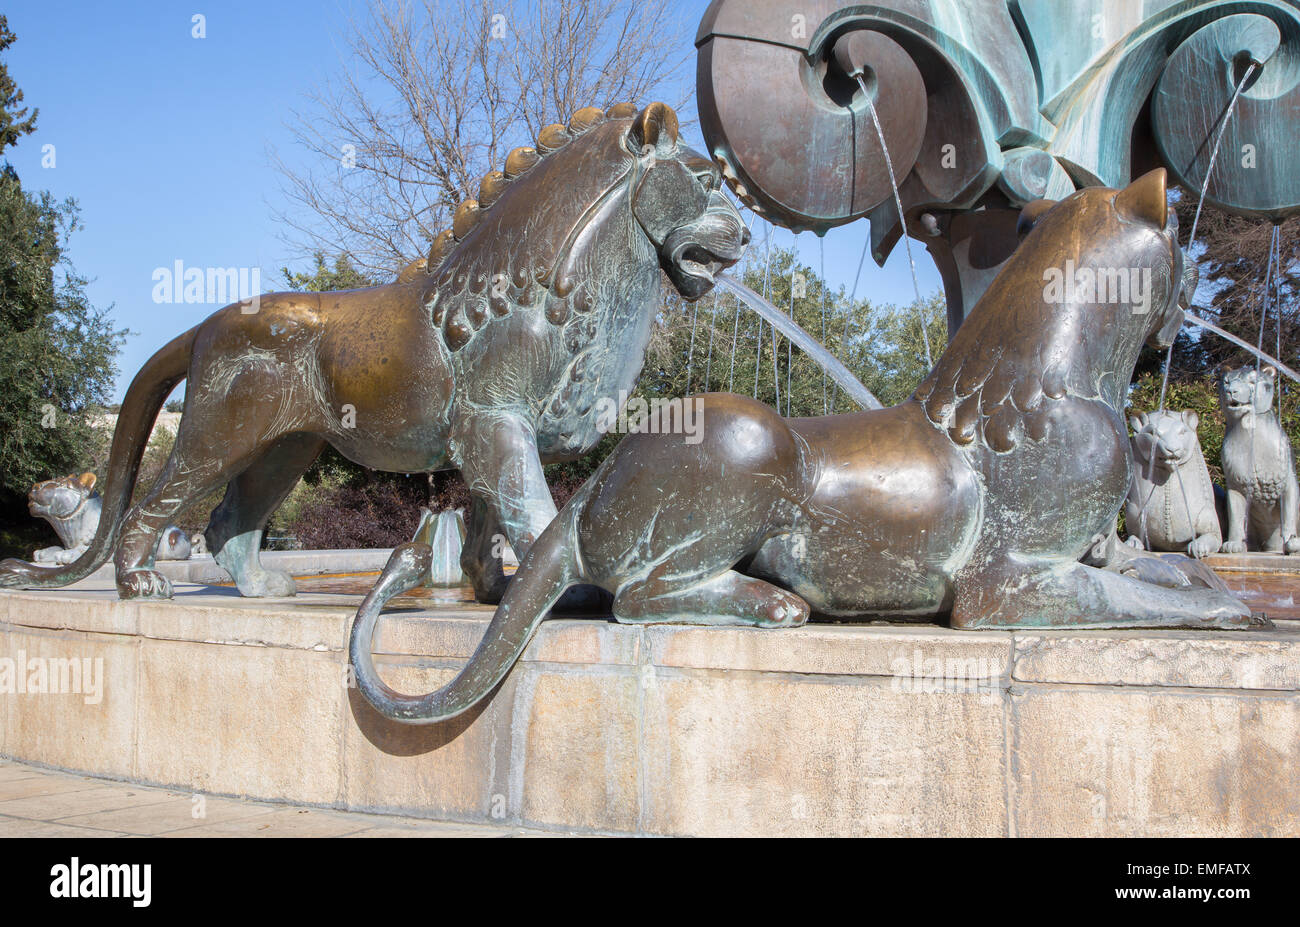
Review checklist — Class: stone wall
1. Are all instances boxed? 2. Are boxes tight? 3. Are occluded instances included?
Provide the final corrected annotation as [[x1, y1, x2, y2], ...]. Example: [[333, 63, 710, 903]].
[[1, 582, 1296, 836]]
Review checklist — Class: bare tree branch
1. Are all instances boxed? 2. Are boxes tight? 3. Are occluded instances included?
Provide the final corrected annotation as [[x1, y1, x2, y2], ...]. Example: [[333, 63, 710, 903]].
[[272, 0, 692, 277]]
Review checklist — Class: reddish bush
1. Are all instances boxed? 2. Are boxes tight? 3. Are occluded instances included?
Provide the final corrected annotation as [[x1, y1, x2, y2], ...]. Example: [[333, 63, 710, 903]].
[[285, 467, 595, 551], [289, 478, 427, 550]]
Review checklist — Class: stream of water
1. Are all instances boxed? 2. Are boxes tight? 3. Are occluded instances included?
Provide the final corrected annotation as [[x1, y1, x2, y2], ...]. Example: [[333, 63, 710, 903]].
[[716, 274, 883, 410], [1183, 312, 1300, 385]]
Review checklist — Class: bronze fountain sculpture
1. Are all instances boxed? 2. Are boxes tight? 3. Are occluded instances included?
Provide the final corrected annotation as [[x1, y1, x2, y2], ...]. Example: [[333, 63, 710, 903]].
[[0, 102, 749, 601], [696, 0, 1300, 333], [350, 169, 1266, 725]]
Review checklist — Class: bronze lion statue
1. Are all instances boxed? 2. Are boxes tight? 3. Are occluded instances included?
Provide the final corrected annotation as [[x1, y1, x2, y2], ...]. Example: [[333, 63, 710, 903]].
[[0, 102, 747, 601], [349, 169, 1262, 725]]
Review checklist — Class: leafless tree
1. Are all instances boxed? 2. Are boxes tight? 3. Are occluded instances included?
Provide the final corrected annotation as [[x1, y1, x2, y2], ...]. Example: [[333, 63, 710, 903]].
[[272, 0, 693, 276]]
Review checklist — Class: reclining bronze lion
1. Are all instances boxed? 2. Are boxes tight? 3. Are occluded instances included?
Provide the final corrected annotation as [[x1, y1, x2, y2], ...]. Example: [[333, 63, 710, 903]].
[[349, 169, 1262, 725]]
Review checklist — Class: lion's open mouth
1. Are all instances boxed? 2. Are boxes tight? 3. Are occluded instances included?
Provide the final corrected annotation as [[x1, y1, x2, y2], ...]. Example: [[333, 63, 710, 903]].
[[665, 237, 734, 300], [677, 244, 721, 284], [662, 200, 748, 300]]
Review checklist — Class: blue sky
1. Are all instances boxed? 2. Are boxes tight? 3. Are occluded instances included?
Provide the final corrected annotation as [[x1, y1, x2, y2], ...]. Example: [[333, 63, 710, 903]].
[[4, 0, 940, 401]]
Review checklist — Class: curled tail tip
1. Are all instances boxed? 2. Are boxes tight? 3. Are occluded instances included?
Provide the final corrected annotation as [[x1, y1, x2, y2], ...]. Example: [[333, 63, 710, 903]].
[[381, 541, 432, 586], [350, 519, 582, 726]]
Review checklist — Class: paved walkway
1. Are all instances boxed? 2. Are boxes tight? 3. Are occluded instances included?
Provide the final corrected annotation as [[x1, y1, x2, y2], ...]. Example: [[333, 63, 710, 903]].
[[0, 759, 556, 837]]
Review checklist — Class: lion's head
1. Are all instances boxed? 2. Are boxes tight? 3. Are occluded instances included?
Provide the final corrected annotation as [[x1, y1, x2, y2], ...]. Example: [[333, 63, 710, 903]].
[[1129, 410, 1202, 473], [1220, 364, 1276, 421], [28, 472, 97, 522], [623, 103, 750, 300]]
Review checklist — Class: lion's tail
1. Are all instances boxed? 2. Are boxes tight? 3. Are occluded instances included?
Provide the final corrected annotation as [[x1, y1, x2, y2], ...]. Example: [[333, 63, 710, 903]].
[[350, 500, 585, 724], [0, 326, 198, 588]]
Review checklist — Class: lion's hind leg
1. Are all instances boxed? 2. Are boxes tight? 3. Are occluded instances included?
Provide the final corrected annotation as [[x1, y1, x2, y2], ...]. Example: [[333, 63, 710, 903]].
[[614, 569, 808, 629], [207, 433, 325, 597], [115, 449, 241, 600], [116, 364, 313, 600], [952, 558, 1260, 630]]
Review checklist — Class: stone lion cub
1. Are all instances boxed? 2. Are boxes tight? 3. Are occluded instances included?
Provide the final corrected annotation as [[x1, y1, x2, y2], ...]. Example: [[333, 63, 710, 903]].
[[1124, 410, 1222, 558], [1219, 365, 1300, 553], [28, 473, 191, 565]]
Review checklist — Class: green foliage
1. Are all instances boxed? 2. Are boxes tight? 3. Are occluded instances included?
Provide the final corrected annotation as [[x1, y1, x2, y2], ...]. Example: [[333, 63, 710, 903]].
[[282, 252, 377, 291], [852, 292, 947, 408], [0, 27, 124, 557], [641, 245, 945, 416], [0, 181, 124, 514], [0, 16, 37, 157]]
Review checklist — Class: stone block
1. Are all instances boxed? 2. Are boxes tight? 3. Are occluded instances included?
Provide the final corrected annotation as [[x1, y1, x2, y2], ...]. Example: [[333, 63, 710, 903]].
[[647, 623, 1013, 678], [1012, 631, 1300, 690], [136, 597, 348, 652], [1010, 685, 1300, 837], [1, 626, 136, 777], [641, 671, 1008, 836], [511, 666, 641, 833], [341, 661, 502, 822], [6, 593, 137, 636], [135, 638, 344, 803]]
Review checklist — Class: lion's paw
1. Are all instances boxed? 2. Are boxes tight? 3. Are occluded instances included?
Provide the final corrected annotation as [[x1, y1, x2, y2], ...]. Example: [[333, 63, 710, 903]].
[[238, 569, 297, 598], [1221, 540, 1247, 554], [1189, 536, 1221, 559], [117, 569, 173, 600], [753, 592, 810, 629]]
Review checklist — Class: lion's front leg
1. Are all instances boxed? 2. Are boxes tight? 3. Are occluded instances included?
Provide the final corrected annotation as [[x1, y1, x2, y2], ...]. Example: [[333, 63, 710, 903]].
[[952, 557, 1260, 630], [460, 498, 509, 604], [452, 410, 558, 603], [1222, 487, 1249, 553], [1282, 473, 1300, 554]]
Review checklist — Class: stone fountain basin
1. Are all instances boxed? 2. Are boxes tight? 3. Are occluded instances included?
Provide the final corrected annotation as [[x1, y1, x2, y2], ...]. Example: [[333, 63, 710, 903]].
[[1, 551, 1297, 836]]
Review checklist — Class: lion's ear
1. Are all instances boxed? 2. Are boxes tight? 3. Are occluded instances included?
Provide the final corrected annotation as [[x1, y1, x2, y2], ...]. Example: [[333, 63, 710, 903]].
[[1129, 413, 1146, 433], [1182, 410, 1199, 430], [1263, 365, 1277, 382], [628, 102, 679, 157], [1114, 169, 1168, 228], [77, 471, 97, 491]]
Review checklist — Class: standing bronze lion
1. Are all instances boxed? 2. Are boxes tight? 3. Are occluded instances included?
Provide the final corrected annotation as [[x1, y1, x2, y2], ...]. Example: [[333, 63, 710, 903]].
[[0, 102, 747, 600]]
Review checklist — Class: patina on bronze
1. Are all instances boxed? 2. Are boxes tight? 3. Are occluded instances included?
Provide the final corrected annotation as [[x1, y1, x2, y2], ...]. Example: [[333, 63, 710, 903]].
[[0, 102, 748, 601], [350, 169, 1264, 725], [696, 0, 1300, 331]]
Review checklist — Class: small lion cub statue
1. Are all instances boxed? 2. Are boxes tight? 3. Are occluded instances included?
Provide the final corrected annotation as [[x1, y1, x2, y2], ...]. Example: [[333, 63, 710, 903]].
[[29, 473, 192, 565], [1219, 365, 1300, 554], [1125, 410, 1222, 558]]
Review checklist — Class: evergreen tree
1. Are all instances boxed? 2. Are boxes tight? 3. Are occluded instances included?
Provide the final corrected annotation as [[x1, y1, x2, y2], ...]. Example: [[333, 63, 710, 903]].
[[281, 251, 377, 292], [0, 17, 37, 157], [0, 20, 124, 557]]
